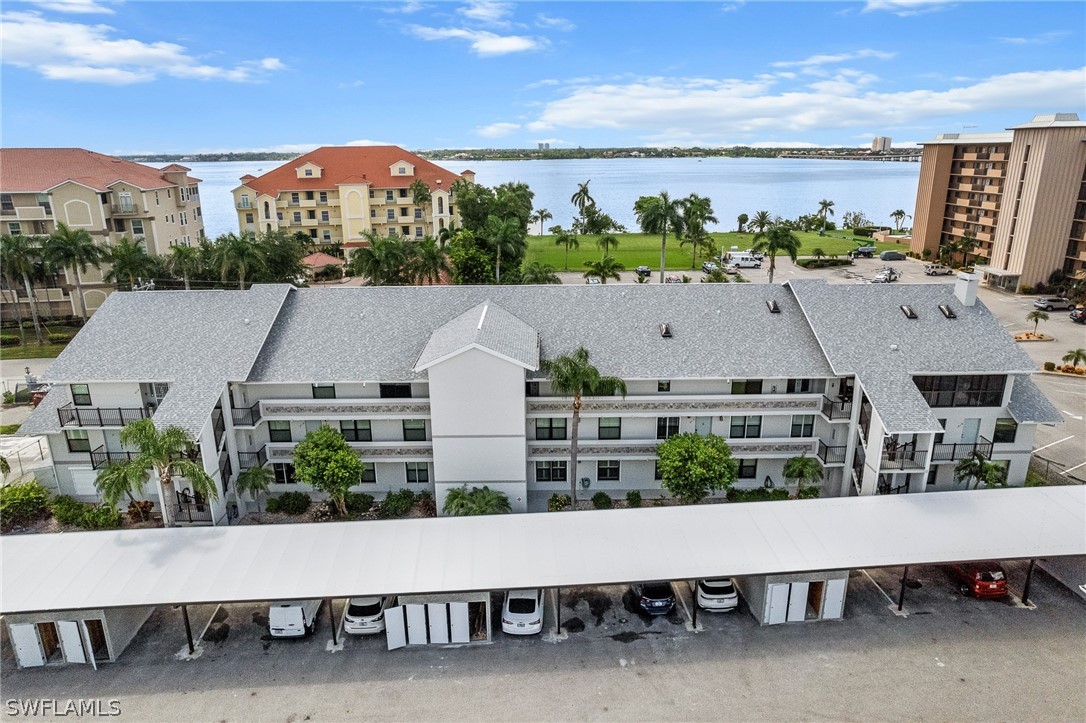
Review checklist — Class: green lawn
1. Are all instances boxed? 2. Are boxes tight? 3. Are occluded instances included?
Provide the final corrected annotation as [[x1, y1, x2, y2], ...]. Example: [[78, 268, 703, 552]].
[[527, 231, 910, 271], [0, 324, 80, 360]]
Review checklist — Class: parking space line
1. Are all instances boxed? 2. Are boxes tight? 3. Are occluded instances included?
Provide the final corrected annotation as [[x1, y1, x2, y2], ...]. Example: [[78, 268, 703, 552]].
[[860, 569, 896, 606], [1061, 460, 1086, 475], [1034, 435, 1075, 452], [671, 581, 700, 632]]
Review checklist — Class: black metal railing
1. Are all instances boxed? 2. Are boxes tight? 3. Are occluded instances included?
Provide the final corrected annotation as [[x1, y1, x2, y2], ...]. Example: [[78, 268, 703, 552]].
[[174, 489, 213, 524], [880, 447, 927, 470], [231, 401, 261, 426], [821, 395, 852, 420], [89, 445, 134, 469], [877, 477, 911, 495], [817, 440, 847, 464], [218, 450, 232, 493], [238, 444, 267, 471], [212, 408, 225, 449], [59, 404, 147, 427], [931, 436, 993, 462]]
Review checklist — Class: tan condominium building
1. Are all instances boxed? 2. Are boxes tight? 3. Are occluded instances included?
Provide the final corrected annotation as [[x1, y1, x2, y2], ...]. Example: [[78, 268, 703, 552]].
[[910, 113, 1086, 292], [0, 148, 204, 315], [232, 146, 472, 248]]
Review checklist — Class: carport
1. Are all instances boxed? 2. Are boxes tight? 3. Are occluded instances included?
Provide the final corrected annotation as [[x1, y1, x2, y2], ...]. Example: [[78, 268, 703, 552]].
[[2, 486, 1083, 664]]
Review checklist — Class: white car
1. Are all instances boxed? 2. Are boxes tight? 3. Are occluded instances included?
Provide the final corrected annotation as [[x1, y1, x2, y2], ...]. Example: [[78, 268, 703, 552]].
[[343, 596, 396, 635], [585, 276, 601, 285], [722, 263, 739, 274], [501, 589, 544, 635], [664, 274, 684, 284], [695, 578, 739, 611]]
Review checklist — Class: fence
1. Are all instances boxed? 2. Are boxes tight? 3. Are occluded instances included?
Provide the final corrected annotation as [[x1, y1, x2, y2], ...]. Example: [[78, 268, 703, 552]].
[[1029, 453, 1086, 486], [0, 437, 51, 486]]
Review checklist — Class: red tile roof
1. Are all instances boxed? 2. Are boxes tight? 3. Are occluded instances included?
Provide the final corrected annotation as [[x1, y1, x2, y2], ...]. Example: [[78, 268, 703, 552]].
[[159, 163, 192, 172], [301, 252, 346, 268], [0, 148, 192, 193], [239, 146, 464, 197]]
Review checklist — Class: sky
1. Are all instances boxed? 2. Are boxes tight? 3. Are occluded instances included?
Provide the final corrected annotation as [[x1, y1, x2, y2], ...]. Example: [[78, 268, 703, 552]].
[[1, 0, 1084, 153]]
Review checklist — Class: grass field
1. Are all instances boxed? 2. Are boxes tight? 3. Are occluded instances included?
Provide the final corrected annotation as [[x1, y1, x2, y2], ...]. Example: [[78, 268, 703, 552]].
[[526, 231, 910, 271], [0, 324, 80, 360]]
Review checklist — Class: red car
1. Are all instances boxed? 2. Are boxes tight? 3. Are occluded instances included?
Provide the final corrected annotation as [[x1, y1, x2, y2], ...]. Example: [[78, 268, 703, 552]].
[[951, 561, 1009, 598]]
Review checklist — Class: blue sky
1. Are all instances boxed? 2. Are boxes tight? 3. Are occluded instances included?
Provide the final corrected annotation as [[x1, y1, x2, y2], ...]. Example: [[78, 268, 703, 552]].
[[1, 1, 1084, 153]]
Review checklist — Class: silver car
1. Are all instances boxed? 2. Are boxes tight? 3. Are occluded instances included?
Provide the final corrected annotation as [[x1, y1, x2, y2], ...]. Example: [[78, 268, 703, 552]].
[[1033, 297, 1074, 311], [695, 578, 739, 612], [343, 596, 396, 635]]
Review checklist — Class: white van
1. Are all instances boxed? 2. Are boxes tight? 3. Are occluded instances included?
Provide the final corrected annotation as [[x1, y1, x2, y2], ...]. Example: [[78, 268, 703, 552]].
[[727, 251, 762, 269], [269, 599, 322, 638]]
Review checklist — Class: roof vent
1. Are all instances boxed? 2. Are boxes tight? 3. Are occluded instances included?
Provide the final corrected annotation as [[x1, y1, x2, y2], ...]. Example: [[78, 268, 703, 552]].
[[766, 300, 780, 313], [900, 305, 917, 319], [938, 304, 956, 319], [660, 323, 673, 338]]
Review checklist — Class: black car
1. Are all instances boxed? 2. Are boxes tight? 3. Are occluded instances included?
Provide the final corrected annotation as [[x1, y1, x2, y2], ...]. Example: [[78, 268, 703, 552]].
[[632, 582, 676, 615], [1071, 307, 1086, 324], [635, 265, 652, 278]]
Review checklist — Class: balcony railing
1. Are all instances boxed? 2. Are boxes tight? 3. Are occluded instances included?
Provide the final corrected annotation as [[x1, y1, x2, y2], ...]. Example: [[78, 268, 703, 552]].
[[238, 445, 268, 470], [59, 404, 148, 428], [817, 440, 847, 464], [212, 408, 225, 449], [231, 401, 261, 427], [880, 447, 928, 470], [110, 204, 143, 216], [236, 201, 253, 209], [89, 445, 135, 469], [931, 436, 993, 462], [218, 450, 232, 492], [820, 395, 852, 420], [174, 490, 212, 525]]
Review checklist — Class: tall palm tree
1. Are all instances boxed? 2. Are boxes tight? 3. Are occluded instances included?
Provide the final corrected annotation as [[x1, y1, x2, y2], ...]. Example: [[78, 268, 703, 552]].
[[0, 234, 45, 344], [213, 231, 266, 290], [737, 213, 749, 234], [783, 454, 823, 498], [167, 244, 202, 291], [583, 256, 625, 283], [484, 215, 525, 283], [115, 419, 217, 527], [235, 465, 274, 513], [540, 347, 627, 508], [681, 229, 716, 269], [1062, 348, 1086, 370], [409, 178, 431, 209], [748, 210, 773, 236], [442, 484, 511, 516], [681, 194, 718, 268], [95, 460, 150, 518], [530, 208, 553, 236], [409, 235, 449, 285], [957, 233, 979, 268], [752, 224, 801, 284], [634, 191, 686, 284], [43, 223, 105, 320], [596, 234, 619, 257], [1025, 310, 1049, 337], [817, 199, 835, 235], [521, 261, 561, 284], [890, 209, 907, 231], [349, 234, 409, 285], [105, 236, 154, 288], [553, 226, 580, 271], [570, 180, 594, 216]]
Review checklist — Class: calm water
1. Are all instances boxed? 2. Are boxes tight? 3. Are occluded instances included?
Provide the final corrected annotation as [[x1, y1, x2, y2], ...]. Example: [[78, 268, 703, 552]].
[[187, 157, 920, 239]]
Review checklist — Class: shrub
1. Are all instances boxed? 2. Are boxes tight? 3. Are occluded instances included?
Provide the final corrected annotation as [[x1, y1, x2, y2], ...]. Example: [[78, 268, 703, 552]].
[[51, 495, 87, 526], [1020, 285, 1036, 295], [1063, 365, 1077, 373], [591, 491, 612, 510], [922, 249, 932, 259], [1043, 361, 1056, 371], [626, 490, 642, 508], [80, 504, 123, 530], [127, 499, 154, 522], [0, 334, 21, 347], [380, 488, 415, 518], [414, 489, 436, 516], [344, 491, 375, 516], [2, 391, 15, 405], [798, 487, 821, 500], [47, 333, 72, 344], [547, 493, 571, 512], [266, 491, 311, 515], [1077, 368, 1085, 376], [20, 320, 36, 330], [0, 480, 52, 528], [727, 487, 790, 503]]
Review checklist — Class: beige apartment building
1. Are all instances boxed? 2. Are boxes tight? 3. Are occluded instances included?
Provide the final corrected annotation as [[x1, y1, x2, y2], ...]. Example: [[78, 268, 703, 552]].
[[0, 148, 204, 315], [910, 113, 1086, 292], [231, 146, 470, 247]]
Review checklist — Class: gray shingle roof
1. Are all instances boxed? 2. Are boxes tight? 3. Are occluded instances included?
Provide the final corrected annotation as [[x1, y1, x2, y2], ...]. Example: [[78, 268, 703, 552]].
[[1007, 376, 1064, 425], [414, 300, 539, 371], [17, 386, 71, 437]]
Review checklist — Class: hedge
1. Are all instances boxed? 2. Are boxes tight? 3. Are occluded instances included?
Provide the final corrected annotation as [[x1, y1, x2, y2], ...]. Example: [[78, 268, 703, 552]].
[[380, 489, 415, 518], [265, 491, 311, 515], [0, 481, 52, 529], [591, 491, 613, 510], [0, 335, 21, 347], [797, 258, 853, 268]]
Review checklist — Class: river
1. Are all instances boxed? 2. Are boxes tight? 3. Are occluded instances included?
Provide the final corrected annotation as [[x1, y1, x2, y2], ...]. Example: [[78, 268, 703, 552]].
[[185, 157, 920, 239]]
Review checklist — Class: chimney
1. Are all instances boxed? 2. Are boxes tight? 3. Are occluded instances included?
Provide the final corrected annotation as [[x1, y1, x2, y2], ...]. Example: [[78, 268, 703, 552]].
[[954, 271, 979, 307]]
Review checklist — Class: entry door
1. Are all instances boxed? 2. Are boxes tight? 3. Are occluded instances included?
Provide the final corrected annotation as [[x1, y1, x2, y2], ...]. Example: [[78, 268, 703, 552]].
[[786, 582, 809, 622], [103, 430, 124, 453], [9, 624, 44, 667], [765, 584, 789, 625], [823, 578, 847, 619], [449, 602, 470, 643], [427, 603, 449, 644], [385, 606, 407, 650], [961, 418, 981, 444], [57, 621, 87, 664], [405, 604, 428, 645], [695, 417, 712, 435]]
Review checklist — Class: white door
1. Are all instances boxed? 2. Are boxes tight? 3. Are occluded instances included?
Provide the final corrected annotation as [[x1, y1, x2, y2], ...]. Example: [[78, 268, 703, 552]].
[[9, 624, 44, 667], [765, 584, 789, 625], [787, 582, 809, 622], [695, 417, 712, 435], [405, 604, 428, 645], [103, 430, 124, 453], [79, 621, 98, 670], [823, 578, 847, 620], [449, 602, 470, 643], [961, 418, 981, 444], [384, 606, 407, 651], [70, 467, 99, 496], [57, 621, 87, 664], [427, 603, 449, 644]]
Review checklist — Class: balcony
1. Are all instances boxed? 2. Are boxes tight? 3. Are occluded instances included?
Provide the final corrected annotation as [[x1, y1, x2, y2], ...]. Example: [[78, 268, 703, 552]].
[[527, 393, 822, 417], [59, 404, 147, 428], [817, 440, 847, 465], [266, 441, 433, 461], [89, 446, 135, 470], [231, 401, 262, 427], [260, 398, 431, 419], [173, 490, 212, 525], [527, 437, 818, 459], [880, 447, 928, 470], [931, 436, 992, 462], [110, 204, 144, 216], [236, 201, 253, 210], [238, 444, 267, 470]]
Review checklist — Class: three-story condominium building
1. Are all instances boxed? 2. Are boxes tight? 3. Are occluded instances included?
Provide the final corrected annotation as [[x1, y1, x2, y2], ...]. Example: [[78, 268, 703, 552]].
[[231, 146, 471, 247], [0, 148, 204, 316], [910, 113, 1086, 292], [18, 275, 1061, 525]]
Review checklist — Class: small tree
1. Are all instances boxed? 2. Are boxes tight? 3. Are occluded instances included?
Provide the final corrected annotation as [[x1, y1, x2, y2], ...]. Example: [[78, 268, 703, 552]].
[[95, 460, 150, 518], [954, 451, 1007, 490], [235, 465, 274, 513], [584, 256, 624, 283], [293, 425, 364, 516], [117, 419, 217, 527], [656, 433, 738, 504], [442, 485, 511, 516], [1026, 310, 1049, 337], [783, 454, 823, 498], [1062, 348, 1086, 370], [737, 213, 749, 233]]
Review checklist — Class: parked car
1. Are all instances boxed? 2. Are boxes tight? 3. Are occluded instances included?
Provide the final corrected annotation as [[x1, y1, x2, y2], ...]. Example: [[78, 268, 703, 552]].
[[585, 276, 601, 285], [879, 250, 907, 261], [924, 263, 953, 276], [694, 578, 738, 612], [268, 599, 322, 637], [501, 589, 544, 635], [950, 561, 1008, 598], [1070, 307, 1086, 324], [1033, 297, 1074, 311], [343, 595, 396, 635], [745, 249, 765, 261], [871, 268, 900, 283], [632, 582, 676, 615], [701, 261, 719, 273], [664, 274, 683, 284], [635, 265, 652, 279], [722, 263, 739, 274]]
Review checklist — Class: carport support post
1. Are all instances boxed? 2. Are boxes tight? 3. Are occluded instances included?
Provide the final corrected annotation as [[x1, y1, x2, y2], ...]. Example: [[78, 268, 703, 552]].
[[897, 566, 909, 612], [327, 599, 338, 646], [556, 587, 561, 632], [181, 604, 195, 655], [692, 582, 698, 629], [1022, 559, 1036, 606]]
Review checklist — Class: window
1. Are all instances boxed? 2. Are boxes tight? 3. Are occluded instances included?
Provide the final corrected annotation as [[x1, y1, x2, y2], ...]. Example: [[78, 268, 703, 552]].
[[309, 229, 318, 239], [321, 211, 329, 222], [399, 167, 406, 175], [273, 463, 296, 484], [360, 462, 376, 484], [268, 421, 292, 442], [536, 418, 567, 440], [1, 193, 14, 212], [179, 211, 187, 226], [658, 380, 671, 392], [525, 381, 540, 397], [437, 197, 444, 214], [323, 230, 331, 241], [657, 417, 680, 439], [387, 209, 395, 221], [312, 383, 335, 399], [536, 461, 567, 482], [114, 218, 126, 232], [401, 226, 410, 236], [154, 191, 160, 206], [790, 414, 814, 438], [386, 190, 395, 202], [307, 210, 316, 220], [305, 420, 323, 434], [399, 188, 408, 197], [414, 209, 423, 219], [406, 462, 429, 484], [597, 460, 620, 481], [730, 415, 761, 439], [380, 383, 411, 398], [598, 417, 621, 440], [415, 227, 423, 238], [370, 209, 377, 218], [291, 192, 300, 205], [319, 192, 328, 204], [305, 169, 313, 176], [786, 378, 812, 394], [131, 219, 144, 236], [7, 222, 19, 235], [737, 459, 757, 479], [993, 418, 1018, 444], [402, 419, 426, 441], [65, 429, 90, 453], [341, 420, 372, 442], [731, 379, 763, 395], [400, 207, 409, 217], [369, 190, 376, 199], [913, 375, 1006, 408], [293, 212, 302, 223], [70, 384, 92, 406]]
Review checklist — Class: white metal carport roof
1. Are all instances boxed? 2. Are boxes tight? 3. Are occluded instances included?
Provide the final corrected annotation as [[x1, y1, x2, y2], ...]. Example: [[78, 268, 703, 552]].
[[2, 486, 1083, 614]]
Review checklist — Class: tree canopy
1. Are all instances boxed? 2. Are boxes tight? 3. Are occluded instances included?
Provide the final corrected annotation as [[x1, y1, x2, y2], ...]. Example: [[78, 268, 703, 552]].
[[656, 433, 739, 504], [293, 425, 365, 516]]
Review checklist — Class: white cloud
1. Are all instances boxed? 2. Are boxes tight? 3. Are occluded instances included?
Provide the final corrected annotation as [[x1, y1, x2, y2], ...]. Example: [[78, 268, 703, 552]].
[[30, 0, 114, 14], [381, 0, 426, 14], [0, 11, 285, 84], [772, 49, 895, 68], [338, 79, 366, 88], [458, 1, 512, 26], [535, 13, 574, 31], [721, 1, 746, 12], [476, 122, 521, 138], [345, 139, 394, 146], [524, 78, 560, 89], [407, 25, 544, 55], [997, 31, 1070, 45], [862, 1, 953, 17]]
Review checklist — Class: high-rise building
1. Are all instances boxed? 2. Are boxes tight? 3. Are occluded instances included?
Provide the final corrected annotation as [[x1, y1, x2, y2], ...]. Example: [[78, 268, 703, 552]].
[[871, 136, 892, 153], [909, 114, 1086, 291]]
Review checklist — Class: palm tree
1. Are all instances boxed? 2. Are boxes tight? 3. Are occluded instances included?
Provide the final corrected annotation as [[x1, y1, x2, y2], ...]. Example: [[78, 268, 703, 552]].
[[213, 232, 266, 290], [1062, 348, 1086, 370], [484, 215, 525, 283], [553, 227, 580, 271], [442, 484, 511, 516], [521, 261, 561, 284], [409, 178, 431, 211], [752, 224, 801, 284], [681, 194, 718, 268], [749, 210, 773, 236], [583, 256, 625, 283], [43, 223, 105, 320], [634, 191, 686, 284], [115, 419, 217, 527], [105, 236, 154, 288], [0, 234, 46, 344], [811, 247, 826, 261], [596, 234, 619, 257], [530, 208, 553, 236], [0, 455, 9, 476], [737, 213, 749, 233], [166, 244, 202, 291], [957, 233, 979, 268], [570, 181, 594, 216], [783, 454, 823, 498], [409, 235, 449, 285], [95, 460, 150, 518], [540, 347, 627, 508], [817, 199, 835, 235], [890, 209, 907, 231], [954, 450, 1006, 490], [235, 465, 274, 513], [349, 234, 409, 285], [1026, 310, 1049, 337]]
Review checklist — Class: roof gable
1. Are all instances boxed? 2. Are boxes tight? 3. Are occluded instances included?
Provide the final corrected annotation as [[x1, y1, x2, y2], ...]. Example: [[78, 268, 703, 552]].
[[415, 301, 539, 371]]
